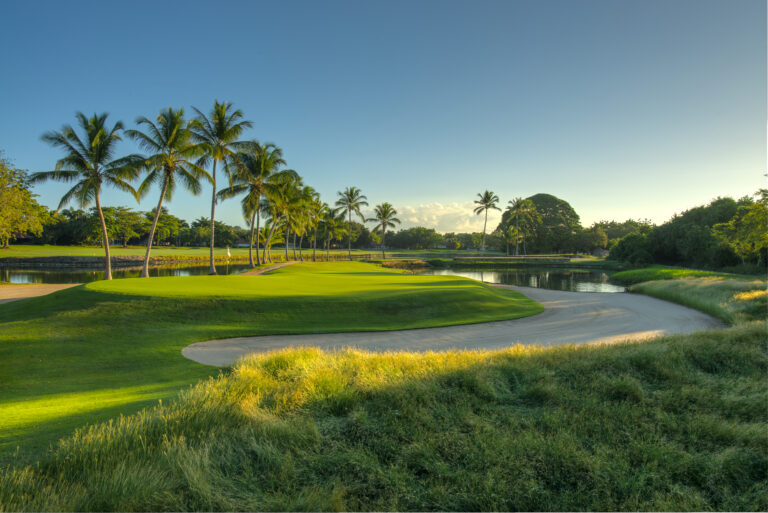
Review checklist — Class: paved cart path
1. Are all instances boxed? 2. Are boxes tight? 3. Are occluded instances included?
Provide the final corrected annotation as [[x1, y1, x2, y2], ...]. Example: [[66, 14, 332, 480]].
[[0, 283, 81, 305], [183, 285, 725, 366]]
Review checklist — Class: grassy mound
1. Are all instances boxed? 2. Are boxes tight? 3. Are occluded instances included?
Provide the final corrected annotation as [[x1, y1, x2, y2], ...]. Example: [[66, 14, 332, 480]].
[[2, 324, 766, 511], [630, 277, 766, 325], [612, 265, 738, 284], [0, 262, 540, 463]]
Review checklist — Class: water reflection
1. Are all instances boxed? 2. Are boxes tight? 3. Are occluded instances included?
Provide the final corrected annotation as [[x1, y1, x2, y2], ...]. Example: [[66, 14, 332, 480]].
[[0, 264, 253, 284], [417, 268, 626, 293]]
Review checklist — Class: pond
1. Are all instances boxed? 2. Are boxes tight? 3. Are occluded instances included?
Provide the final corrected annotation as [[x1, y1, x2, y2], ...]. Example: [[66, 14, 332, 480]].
[[0, 264, 253, 284], [416, 267, 626, 293]]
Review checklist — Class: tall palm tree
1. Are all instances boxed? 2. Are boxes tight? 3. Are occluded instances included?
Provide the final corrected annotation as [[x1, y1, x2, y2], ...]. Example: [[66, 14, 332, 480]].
[[189, 101, 252, 274], [31, 113, 142, 280], [506, 197, 541, 256], [308, 198, 327, 261], [217, 143, 295, 267], [368, 202, 401, 259], [321, 208, 345, 261], [335, 186, 368, 259], [473, 190, 500, 251], [126, 107, 207, 277], [261, 173, 301, 262]]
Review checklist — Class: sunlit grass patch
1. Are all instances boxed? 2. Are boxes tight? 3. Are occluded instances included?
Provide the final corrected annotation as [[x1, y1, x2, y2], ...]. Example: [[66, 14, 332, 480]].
[[631, 276, 766, 325], [612, 265, 737, 284]]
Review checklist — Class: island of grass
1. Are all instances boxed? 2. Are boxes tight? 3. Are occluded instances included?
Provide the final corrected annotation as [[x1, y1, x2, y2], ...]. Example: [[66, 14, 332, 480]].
[[0, 262, 542, 463]]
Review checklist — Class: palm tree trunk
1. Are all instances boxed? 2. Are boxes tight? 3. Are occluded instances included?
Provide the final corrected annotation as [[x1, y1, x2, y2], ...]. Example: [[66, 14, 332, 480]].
[[208, 159, 218, 275], [313, 226, 317, 261], [142, 176, 169, 277], [285, 225, 290, 261], [327, 237, 330, 261], [255, 207, 261, 266], [94, 192, 112, 280], [298, 235, 304, 261], [263, 217, 278, 263], [348, 211, 352, 260], [514, 218, 520, 256], [381, 228, 386, 259], [292, 232, 297, 260], [481, 209, 488, 251], [248, 210, 257, 268]]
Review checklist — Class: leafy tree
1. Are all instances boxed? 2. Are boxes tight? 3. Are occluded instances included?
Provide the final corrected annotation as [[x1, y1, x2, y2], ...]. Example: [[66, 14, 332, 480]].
[[144, 208, 186, 246], [31, 113, 142, 279], [388, 227, 444, 250], [335, 186, 368, 259], [0, 154, 46, 248], [112, 206, 147, 247], [128, 107, 207, 276], [190, 101, 252, 274], [502, 198, 541, 255], [443, 233, 461, 250], [368, 203, 401, 258], [713, 190, 768, 266], [522, 193, 581, 253], [593, 219, 653, 247], [473, 190, 500, 251]]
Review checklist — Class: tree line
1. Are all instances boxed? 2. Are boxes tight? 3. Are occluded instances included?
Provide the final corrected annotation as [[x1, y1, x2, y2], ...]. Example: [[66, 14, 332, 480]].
[[610, 192, 768, 272], [5, 103, 408, 279]]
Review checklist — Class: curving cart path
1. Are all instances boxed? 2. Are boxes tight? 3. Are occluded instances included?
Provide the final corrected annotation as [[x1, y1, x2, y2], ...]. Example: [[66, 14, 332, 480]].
[[182, 284, 725, 367]]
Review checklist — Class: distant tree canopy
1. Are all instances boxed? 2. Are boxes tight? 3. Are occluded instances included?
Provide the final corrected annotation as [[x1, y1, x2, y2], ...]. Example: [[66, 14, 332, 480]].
[[387, 227, 444, 250], [495, 193, 580, 253], [0, 154, 46, 248], [610, 194, 766, 270]]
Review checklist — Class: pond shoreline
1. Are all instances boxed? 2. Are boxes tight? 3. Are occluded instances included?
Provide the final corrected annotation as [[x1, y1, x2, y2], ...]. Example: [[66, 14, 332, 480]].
[[0, 255, 254, 269]]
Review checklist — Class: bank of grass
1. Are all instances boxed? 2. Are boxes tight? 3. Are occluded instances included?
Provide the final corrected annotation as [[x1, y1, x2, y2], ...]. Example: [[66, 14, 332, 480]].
[[0, 262, 540, 463], [2, 322, 766, 511], [631, 277, 767, 325], [612, 265, 738, 284]]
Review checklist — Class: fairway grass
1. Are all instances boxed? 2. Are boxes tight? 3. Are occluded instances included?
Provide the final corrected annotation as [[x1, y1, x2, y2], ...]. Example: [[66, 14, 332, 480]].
[[0, 262, 541, 463]]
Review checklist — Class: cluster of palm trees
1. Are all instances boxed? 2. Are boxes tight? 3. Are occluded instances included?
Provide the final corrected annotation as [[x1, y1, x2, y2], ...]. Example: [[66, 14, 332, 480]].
[[32, 103, 401, 280], [473, 190, 540, 255]]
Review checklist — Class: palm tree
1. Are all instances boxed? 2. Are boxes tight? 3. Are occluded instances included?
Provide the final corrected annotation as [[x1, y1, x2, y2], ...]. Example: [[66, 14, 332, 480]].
[[293, 186, 317, 262], [473, 190, 501, 251], [321, 208, 345, 261], [126, 107, 207, 277], [335, 186, 368, 259], [261, 173, 301, 262], [368, 202, 401, 259], [308, 198, 327, 261], [31, 113, 142, 280], [190, 101, 252, 274], [506, 197, 541, 255], [217, 143, 295, 267]]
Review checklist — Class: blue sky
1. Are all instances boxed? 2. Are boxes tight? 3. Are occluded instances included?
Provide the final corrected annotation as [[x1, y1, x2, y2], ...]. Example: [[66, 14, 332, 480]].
[[1, 0, 764, 232]]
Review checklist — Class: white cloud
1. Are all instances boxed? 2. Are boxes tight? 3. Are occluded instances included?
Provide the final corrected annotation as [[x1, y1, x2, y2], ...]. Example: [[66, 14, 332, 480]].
[[390, 202, 503, 233]]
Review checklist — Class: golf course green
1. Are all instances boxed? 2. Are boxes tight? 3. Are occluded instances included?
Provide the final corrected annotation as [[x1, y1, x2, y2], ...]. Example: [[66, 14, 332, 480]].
[[0, 262, 542, 463]]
